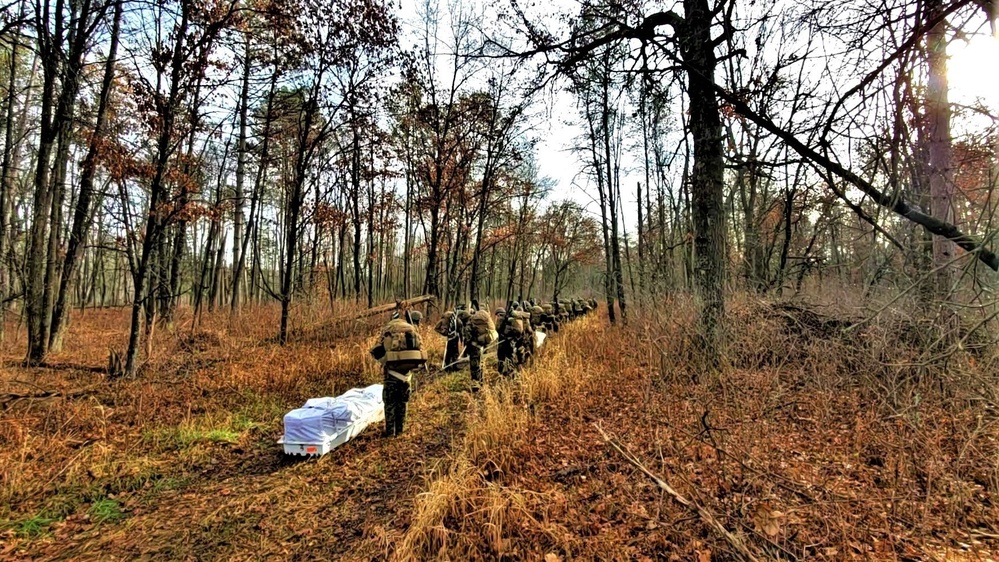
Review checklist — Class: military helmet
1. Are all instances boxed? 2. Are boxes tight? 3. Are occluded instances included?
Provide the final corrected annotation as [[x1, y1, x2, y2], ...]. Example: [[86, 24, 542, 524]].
[[495, 307, 506, 318], [542, 303, 553, 314]]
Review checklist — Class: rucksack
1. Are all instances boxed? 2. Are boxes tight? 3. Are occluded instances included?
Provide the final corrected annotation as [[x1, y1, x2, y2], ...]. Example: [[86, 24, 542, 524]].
[[530, 306, 544, 326], [503, 316, 525, 337], [372, 319, 427, 370], [511, 310, 532, 334], [435, 312, 451, 336], [465, 310, 496, 346]]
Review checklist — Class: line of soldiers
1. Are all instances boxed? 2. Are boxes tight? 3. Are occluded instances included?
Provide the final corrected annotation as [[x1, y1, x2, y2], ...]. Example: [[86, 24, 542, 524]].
[[435, 297, 598, 388], [372, 297, 597, 438]]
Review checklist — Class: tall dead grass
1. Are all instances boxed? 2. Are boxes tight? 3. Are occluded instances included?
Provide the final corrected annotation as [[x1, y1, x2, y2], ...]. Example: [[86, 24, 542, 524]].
[[394, 317, 604, 561], [628, 291, 999, 556], [398, 291, 999, 560], [0, 300, 435, 534]]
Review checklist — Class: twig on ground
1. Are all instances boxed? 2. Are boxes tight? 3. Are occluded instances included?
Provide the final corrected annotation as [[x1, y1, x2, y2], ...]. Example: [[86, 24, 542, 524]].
[[595, 423, 763, 562], [1, 384, 101, 409]]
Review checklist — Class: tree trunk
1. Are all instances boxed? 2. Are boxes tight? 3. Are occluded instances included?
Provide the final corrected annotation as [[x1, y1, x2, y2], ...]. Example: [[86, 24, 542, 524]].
[[924, 0, 954, 296], [351, 128, 363, 302], [231, 34, 252, 314], [125, 3, 192, 377], [280, 89, 320, 345], [402, 155, 412, 299], [682, 0, 726, 362], [50, 0, 123, 351], [366, 143, 375, 307], [0, 12, 23, 344], [232, 59, 277, 317], [25, 0, 63, 365]]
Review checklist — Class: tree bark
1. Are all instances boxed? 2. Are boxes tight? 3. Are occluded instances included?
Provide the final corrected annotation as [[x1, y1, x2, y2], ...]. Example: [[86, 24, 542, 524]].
[[924, 0, 955, 294], [682, 0, 726, 361], [0, 10, 23, 344], [50, 0, 122, 352], [125, 2, 192, 377], [231, 34, 252, 314]]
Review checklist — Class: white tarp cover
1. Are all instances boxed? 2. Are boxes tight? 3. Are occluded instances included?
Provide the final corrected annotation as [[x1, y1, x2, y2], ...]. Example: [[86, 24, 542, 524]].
[[283, 384, 383, 444]]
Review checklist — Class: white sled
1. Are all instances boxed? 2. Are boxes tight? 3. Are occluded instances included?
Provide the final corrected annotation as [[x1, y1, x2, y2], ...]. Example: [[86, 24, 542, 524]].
[[278, 384, 385, 457]]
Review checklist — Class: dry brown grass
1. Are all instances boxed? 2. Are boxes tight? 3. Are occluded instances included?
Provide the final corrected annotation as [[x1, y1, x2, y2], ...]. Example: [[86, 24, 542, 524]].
[[3, 292, 999, 560], [394, 316, 605, 561], [391, 293, 999, 561], [0, 299, 449, 557]]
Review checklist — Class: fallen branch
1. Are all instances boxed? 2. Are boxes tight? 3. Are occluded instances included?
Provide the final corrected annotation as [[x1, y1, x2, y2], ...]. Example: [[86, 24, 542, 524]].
[[1, 384, 100, 408], [345, 295, 437, 322], [290, 295, 439, 344], [595, 423, 762, 562]]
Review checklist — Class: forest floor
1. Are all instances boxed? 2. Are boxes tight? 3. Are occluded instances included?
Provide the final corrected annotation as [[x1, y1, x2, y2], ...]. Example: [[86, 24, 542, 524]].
[[2, 298, 999, 560]]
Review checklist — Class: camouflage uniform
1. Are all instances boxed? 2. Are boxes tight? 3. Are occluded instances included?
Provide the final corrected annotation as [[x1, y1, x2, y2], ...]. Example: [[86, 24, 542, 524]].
[[517, 313, 536, 366], [371, 318, 423, 438], [495, 308, 516, 377], [382, 368, 411, 437], [435, 311, 462, 371], [461, 317, 483, 388], [503, 310, 533, 371], [556, 300, 569, 325], [542, 303, 557, 333], [529, 306, 545, 332]]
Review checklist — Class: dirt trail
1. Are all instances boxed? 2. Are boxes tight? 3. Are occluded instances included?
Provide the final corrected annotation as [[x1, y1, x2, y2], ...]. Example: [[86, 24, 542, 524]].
[[18, 372, 472, 562]]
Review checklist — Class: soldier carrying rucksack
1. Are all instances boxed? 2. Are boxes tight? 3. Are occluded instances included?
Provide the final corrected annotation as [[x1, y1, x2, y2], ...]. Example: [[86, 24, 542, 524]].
[[541, 302, 558, 333], [495, 307, 516, 377], [461, 300, 495, 390], [513, 309, 536, 367], [434, 310, 462, 372], [370, 312, 427, 437]]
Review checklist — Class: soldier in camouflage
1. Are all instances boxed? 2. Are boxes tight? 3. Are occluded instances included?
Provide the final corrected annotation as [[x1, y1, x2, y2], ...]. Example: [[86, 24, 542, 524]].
[[435, 310, 462, 371], [495, 307, 516, 377], [461, 301, 488, 390]]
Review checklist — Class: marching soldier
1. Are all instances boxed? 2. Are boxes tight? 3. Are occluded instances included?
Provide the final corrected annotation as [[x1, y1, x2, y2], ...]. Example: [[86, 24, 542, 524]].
[[435, 310, 463, 371], [370, 311, 427, 437], [495, 307, 517, 377], [462, 301, 494, 390], [542, 302, 558, 333], [516, 309, 536, 367]]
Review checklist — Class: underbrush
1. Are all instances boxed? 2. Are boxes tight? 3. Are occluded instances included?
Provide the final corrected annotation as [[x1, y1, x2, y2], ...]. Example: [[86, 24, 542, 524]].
[[396, 294, 999, 560], [395, 317, 605, 561], [0, 300, 445, 547], [3, 294, 997, 559]]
